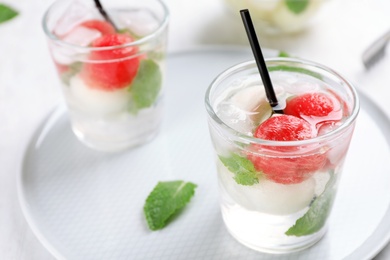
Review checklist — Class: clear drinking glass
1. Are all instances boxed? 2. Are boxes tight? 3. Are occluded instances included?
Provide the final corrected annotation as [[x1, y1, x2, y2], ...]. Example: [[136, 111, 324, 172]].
[[205, 58, 359, 253], [43, 0, 169, 152], [224, 0, 327, 34]]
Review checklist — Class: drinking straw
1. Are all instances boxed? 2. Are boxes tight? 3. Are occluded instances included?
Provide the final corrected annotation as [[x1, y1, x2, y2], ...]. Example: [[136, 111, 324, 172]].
[[240, 9, 283, 114], [94, 0, 118, 31]]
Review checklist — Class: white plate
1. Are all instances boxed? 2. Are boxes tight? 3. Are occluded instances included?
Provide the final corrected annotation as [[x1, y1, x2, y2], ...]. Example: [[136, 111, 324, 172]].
[[18, 48, 390, 260]]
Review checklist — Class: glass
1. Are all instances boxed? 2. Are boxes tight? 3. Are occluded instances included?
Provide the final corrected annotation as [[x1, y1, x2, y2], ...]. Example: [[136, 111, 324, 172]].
[[43, 0, 169, 152], [205, 58, 359, 253], [224, 0, 327, 34]]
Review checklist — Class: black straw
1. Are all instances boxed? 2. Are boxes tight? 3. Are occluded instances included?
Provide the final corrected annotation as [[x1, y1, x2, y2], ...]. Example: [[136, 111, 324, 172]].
[[94, 0, 118, 31], [240, 9, 283, 114]]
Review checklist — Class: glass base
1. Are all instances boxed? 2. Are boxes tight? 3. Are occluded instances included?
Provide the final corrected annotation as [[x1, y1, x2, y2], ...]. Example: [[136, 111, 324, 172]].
[[72, 125, 160, 153], [221, 204, 328, 254], [227, 224, 326, 254]]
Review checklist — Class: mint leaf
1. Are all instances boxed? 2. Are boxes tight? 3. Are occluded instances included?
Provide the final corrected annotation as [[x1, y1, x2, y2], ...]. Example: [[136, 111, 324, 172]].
[[131, 59, 162, 111], [285, 0, 309, 14], [278, 51, 290, 57], [60, 62, 82, 85], [285, 171, 336, 236], [219, 154, 260, 186], [144, 181, 197, 231], [0, 4, 18, 24]]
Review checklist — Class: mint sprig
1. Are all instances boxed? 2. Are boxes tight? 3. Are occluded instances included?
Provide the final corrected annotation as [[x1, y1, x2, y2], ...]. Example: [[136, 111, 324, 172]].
[[278, 51, 290, 57], [285, 171, 336, 236], [0, 4, 18, 24], [285, 0, 309, 14], [144, 181, 197, 231], [130, 59, 162, 113], [219, 154, 260, 186]]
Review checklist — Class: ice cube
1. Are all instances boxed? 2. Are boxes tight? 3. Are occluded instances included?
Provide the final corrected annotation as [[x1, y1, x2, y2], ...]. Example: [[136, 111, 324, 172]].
[[51, 26, 100, 66], [218, 160, 315, 215], [216, 85, 263, 135], [217, 102, 254, 135], [63, 26, 102, 47], [62, 26, 102, 46], [273, 72, 320, 95], [116, 9, 159, 37], [53, 0, 95, 37]]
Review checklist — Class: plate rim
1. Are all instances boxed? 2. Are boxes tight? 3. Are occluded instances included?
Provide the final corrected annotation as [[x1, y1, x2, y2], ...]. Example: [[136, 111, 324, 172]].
[[17, 104, 68, 260], [16, 46, 390, 260]]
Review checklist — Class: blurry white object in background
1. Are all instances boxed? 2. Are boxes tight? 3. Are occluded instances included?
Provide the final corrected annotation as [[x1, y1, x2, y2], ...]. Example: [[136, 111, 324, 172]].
[[224, 0, 327, 34], [362, 29, 390, 69]]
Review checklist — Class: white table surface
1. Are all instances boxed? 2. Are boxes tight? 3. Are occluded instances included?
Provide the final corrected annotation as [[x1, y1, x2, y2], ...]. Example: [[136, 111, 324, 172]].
[[1, 0, 389, 259]]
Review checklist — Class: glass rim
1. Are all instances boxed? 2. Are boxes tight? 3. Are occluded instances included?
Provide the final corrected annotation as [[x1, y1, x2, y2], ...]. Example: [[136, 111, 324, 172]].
[[205, 57, 360, 147], [42, 0, 170, 51]]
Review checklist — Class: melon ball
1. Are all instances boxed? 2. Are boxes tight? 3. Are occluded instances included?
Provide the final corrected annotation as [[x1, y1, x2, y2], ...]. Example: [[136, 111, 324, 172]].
[[67, 75, 130, 116], [217, 159, 315, 215]]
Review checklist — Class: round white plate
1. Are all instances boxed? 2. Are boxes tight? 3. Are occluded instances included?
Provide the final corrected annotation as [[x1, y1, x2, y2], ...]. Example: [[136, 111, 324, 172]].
[[18, 48, 390, 260]]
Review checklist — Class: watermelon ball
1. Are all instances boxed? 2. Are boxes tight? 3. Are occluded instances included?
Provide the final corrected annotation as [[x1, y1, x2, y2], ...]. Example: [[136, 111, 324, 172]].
[[81, 34, 140, 91], [254, 114, 314, 142], [247, 114, 327, 184], [284, 92, 342, 125]]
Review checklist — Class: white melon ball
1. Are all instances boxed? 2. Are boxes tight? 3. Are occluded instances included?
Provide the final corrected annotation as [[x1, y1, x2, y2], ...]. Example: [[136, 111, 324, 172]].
[[271, 0, 323, 33], [231, 85, 265, 112], [232, 84, 284, 124], [217, 160, 315, 215], [67, 75, 130, 116]]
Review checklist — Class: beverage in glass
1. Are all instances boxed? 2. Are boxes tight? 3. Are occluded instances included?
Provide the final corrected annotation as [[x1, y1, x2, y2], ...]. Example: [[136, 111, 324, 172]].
[[43, 0, 169, 152], [205, 58, 359, 253]]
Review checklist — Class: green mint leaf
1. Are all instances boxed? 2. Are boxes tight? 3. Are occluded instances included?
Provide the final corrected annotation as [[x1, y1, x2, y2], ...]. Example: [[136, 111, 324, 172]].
[[144, 181, 197, 231], [131, 59, 162, 111], [60, 62, 82, 85], [278, 51, 290, 57], [285, 171, 336, 236], [219, 154, 260, 186], [285, 0, 309, 14], [0, 4, 18, 24]]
